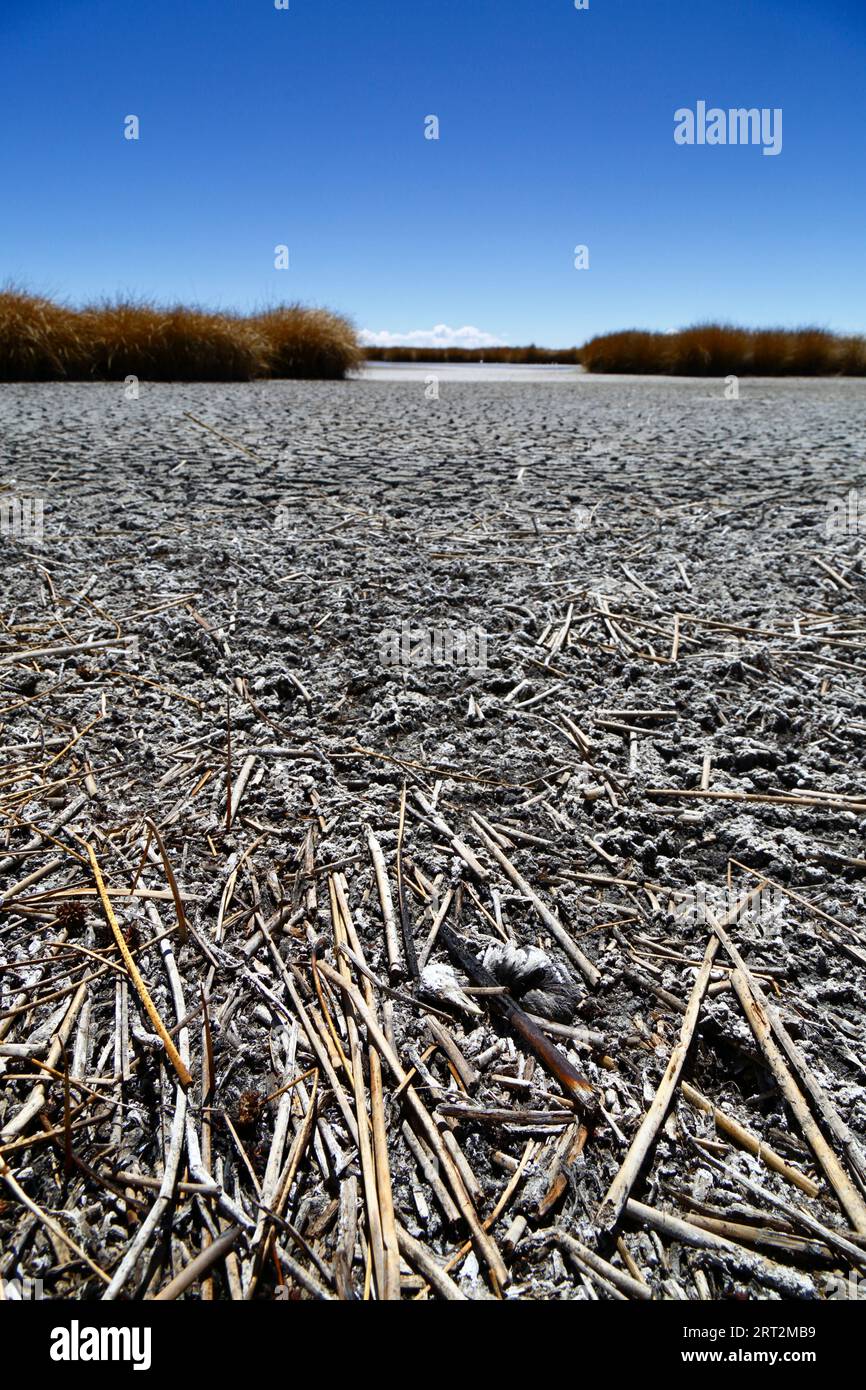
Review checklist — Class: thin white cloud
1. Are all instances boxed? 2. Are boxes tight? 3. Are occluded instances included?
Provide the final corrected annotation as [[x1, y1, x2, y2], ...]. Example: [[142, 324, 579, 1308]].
[[359, 323, 507, 350]]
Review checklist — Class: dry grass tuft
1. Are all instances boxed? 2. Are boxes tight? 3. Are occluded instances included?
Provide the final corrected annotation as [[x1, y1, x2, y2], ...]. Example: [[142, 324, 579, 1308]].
[[581, 323, 866, 376], [253, 304, 362, 379], [0, 288, 83, 381], [76, 300, 266, 382], [0, 291, 361, 381]]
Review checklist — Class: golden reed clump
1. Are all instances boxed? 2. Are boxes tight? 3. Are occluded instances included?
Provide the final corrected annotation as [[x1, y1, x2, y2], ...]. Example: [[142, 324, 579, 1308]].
[[0, 289, 83, 379], [252, 305, 362, 379], [580, 323, 866, 375], [0, 289, 361, 381]]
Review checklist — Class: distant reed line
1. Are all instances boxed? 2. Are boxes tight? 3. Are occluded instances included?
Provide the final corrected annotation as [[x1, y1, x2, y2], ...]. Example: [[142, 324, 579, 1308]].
[[0, 292, 862, 378], [372, 327, 865, 374], [363, 346, 582, 364], [580, 324, 866, 376]]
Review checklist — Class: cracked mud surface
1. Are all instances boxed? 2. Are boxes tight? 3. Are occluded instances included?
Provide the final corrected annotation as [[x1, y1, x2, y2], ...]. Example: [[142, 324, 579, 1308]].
[[1, 375, 865, 1300]]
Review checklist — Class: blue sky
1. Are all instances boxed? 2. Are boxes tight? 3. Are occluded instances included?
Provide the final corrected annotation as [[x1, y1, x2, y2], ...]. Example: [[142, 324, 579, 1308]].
[[0, 0, 863, 347]]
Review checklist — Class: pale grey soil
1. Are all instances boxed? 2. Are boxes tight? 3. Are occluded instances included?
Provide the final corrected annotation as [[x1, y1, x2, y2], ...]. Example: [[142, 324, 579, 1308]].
[[1, 376, 865, 1301]]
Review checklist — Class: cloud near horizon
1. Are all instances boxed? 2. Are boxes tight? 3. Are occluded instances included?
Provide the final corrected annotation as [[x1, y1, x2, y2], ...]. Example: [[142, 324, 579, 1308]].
[[359, 324, 507, 350]]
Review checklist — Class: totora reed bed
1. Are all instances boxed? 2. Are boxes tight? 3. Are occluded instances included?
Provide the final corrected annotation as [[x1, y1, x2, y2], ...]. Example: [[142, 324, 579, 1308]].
[[0, 290, 362, 383], [2, 292, 865, 381]]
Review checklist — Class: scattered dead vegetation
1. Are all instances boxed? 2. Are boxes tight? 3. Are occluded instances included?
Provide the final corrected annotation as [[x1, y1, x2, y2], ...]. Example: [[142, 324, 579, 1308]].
[[0, 376, 865, 1302]]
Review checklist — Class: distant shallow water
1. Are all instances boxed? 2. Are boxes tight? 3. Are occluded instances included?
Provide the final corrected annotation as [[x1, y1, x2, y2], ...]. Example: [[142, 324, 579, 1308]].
[[358, 362, 866, 387], [359, 361, 583, 383]]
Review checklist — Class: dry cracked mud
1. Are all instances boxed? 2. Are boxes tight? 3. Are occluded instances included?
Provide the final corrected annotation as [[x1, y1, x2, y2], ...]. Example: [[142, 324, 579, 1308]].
[[1, 373, 865, 1301]]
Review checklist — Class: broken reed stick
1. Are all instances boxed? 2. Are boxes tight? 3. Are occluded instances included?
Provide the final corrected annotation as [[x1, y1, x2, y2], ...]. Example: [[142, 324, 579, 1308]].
[[395, 784, 419, 979], [670, 613, 681, 662], [71, 834, 192, 1089], [417, 886, 455, 971], [228, 754, 256, 827], [624, 1198, 815, 1299], [332, 873, 401, 1301], [152, 1225, 244, 1300], [705, 907, 866, 1202], [225, 690, 233, 830], [711, 885, 866, 1191], [470, 818, 600, 986], [0, 793, 88, 882], [596, 882, 768, 1231], [315, 960, 509, 1288], [597, 933, 718, 1232], [0, 638, 128, 668], [364, 1006, 401, 1298], [680, 1212, 827, 1259], [725, 962, 866, 1233], [366, 829, 403, 981], [647, 787, 866, 812], [537, 1122, 588, 1217], [680, 1081, 820, 1199], [414, 791, 489, 879], [692, 1144, 866, 1272], [426, 1017, 478, 1091], [0, 982, 88, 1142], [541, 1230, 652, 1300], [437, 1105, 570, 1128], [327, 878, 394, 1301], [395, 1223, 467, 1301], [144, 818, 188, 943]]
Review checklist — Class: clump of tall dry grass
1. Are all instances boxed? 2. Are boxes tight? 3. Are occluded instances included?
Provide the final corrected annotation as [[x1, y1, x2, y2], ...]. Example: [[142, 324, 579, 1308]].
[[581, 323, 866, 376], [0, 289, 83, 380], [254, 305, 362, 378], [575, 330, 665, 375], [0, 290, 361, 381], [77, 301, 266, 381]]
